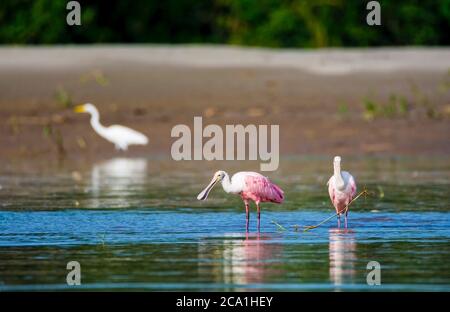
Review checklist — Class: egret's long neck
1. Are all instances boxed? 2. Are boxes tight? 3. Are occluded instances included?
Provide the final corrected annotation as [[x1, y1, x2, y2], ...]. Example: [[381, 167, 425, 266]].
[[89, 110, 108, 137], [334, 161, 345, 191], [221, 173, 233, 193]]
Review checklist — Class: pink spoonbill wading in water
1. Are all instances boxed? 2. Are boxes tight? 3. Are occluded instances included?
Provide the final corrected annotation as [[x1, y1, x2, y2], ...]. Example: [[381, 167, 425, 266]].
[[327, 156, 357, 228], [197, 171, 284, 231]]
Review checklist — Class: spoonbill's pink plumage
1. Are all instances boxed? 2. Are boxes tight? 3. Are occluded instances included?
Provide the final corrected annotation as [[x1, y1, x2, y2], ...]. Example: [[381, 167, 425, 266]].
[[327, 156, 357, 228], [241, 175, 284, 204], [197, 171, 284, 231]]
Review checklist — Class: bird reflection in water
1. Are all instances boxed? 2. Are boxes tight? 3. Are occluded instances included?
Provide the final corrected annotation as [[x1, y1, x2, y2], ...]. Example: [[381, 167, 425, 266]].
[[88, 157, 148, 208], [329, 228, 357, 287], [198, 233, 283, 288]]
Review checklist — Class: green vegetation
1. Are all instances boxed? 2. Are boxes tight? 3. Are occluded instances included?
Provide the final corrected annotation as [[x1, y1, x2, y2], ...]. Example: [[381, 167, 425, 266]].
[[43, 122, 66, 159], [337, 102, 349, 117], [362, 93, 410, 120], [0, 0, 449, 46], [358, 72, 450, 121], [54, 86, 73, 109]]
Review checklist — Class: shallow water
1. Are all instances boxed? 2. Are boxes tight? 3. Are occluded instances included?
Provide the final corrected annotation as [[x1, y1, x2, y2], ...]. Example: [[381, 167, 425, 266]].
[[0, 157, 449, 291]]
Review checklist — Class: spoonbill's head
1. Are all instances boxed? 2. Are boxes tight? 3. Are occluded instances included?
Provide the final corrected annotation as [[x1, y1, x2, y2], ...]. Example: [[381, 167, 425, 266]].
[[74, 103, 97, 114], [334, 156, 341, 164], [197, 170, 226, 200]]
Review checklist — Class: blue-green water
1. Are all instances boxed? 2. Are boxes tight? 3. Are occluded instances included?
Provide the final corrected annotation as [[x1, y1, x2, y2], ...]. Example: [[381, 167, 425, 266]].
[[0, 157, 449, 291]]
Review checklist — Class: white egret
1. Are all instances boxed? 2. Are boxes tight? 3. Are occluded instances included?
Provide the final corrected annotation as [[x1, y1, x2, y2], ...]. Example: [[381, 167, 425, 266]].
[[74, 103, 148, 150]]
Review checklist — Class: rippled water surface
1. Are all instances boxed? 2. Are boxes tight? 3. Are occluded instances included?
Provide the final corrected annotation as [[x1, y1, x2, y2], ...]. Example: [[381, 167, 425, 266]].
[[0, 157, 449, 291]]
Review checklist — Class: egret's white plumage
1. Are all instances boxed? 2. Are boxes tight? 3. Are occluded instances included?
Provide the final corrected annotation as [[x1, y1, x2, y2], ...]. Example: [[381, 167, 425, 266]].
[[74, 103, 148, 150]]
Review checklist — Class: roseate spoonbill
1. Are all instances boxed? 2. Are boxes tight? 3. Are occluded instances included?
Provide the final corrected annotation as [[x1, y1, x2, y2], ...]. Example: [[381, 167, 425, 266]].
[[327, 156, 357, 228], [197, 171, 284, 230], [74, 103, 148, 151]]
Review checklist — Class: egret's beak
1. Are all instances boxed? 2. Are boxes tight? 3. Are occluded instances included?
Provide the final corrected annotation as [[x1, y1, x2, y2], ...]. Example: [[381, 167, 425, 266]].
[[197, 176, 219, 200], [74, 105, 86, 113]]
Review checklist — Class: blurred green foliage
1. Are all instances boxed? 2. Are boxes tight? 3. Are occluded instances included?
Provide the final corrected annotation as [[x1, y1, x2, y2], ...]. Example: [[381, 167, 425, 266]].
[[0, 0, 448, 46]]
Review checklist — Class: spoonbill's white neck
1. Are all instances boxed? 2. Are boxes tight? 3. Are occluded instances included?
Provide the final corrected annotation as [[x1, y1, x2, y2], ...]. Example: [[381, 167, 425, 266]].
[[220, 172, 234, 193], [88, 107, 108, 137], [334, 160, 345, 191]]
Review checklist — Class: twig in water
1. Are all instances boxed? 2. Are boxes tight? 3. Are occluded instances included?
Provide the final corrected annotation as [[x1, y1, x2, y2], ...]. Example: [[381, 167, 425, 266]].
[[271, 220, 287, 231], [303, 188, 369, 232]]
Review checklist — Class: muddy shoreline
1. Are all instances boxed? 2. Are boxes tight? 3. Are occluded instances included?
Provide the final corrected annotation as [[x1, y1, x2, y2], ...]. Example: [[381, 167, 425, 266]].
[[1, 46, 449, 171]]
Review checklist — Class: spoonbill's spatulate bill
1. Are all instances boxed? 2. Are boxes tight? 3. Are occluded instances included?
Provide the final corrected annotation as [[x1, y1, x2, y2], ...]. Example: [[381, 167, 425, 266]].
[[74, 103, 148, 151], [197, 171, 284, 231], [327, 156, 357, 228]]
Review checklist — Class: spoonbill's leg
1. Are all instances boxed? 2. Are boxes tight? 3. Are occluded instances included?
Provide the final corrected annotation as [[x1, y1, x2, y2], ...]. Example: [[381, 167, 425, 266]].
[[256, 202, 261, 232], [244, 200, 250, 232], [345, 211, 348, 229], [337, 214, 341, 228]]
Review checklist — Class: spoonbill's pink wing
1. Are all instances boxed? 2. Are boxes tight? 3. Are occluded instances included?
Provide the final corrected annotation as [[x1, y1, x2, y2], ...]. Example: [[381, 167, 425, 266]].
[[349, 175, 357, 198], [243, 175, 284, 203], [328, 174, 357, 213]]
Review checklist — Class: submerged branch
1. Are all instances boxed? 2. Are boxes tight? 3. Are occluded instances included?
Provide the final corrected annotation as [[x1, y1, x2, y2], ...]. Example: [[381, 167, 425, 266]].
[[271, 220, 287, 231], [303, 188, 369, 232]]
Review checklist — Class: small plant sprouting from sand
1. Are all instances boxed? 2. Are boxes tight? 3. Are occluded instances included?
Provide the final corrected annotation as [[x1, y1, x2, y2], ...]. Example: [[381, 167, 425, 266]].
[[43, 122, 66, 160], [377, 185, 384, 199], [409, 81, 442, 120], [362, 97, 378, 121], [345, 73, 450, 121], [76, 137, 87, 150], [361, 93, 411, 121], [337, 102, 349, 119], [7, 116, 21, 135], [437, 69, 450, 94], [80, 69, 109, 87], [54, 86, 73, 109]]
